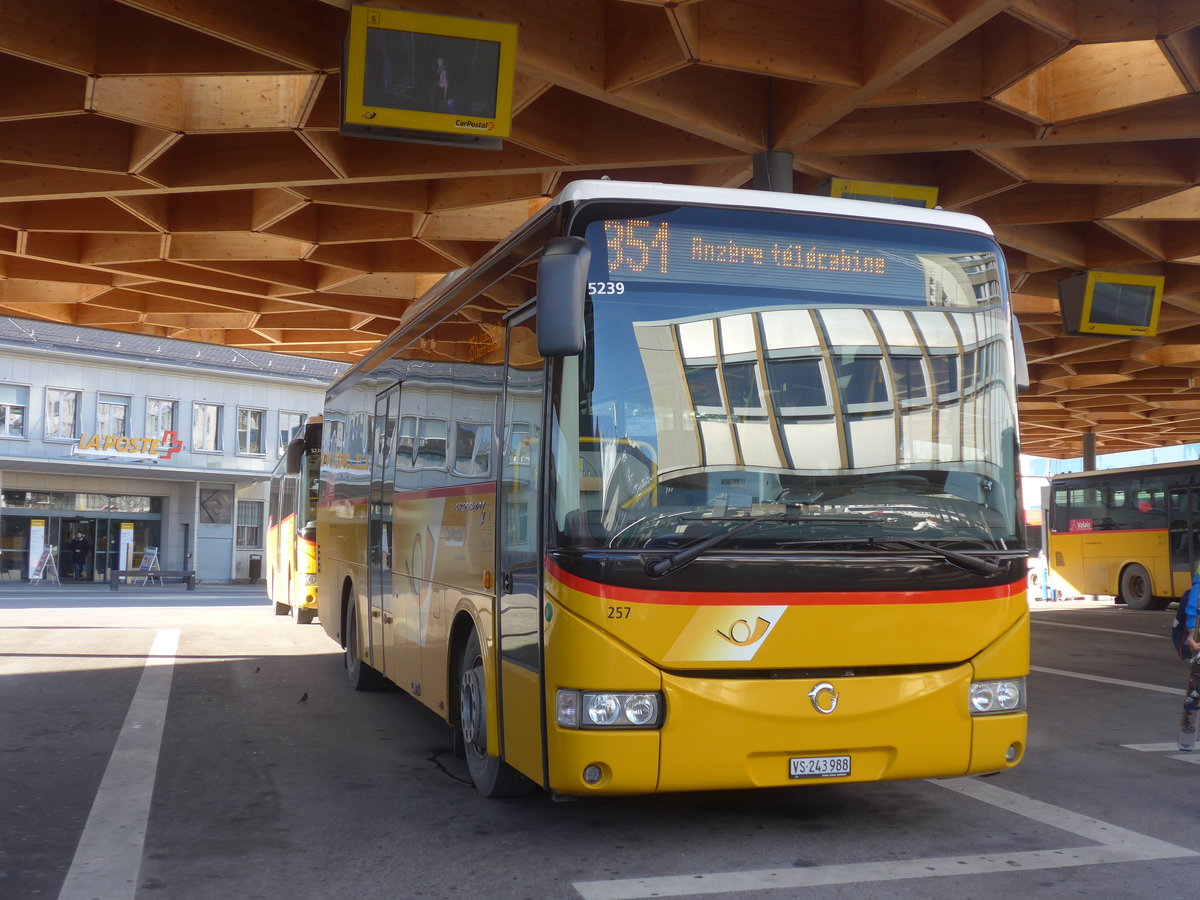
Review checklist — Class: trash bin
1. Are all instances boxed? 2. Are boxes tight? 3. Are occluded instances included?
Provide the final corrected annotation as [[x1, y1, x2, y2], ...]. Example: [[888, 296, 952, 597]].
[[248, 554, 263, 581]]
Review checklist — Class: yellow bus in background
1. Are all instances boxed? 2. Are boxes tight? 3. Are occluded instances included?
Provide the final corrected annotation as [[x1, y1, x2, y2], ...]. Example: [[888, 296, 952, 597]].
[[1046, 460, 1200, 609], [267, 418, 322, 624], [317, 180, 1030, 798]]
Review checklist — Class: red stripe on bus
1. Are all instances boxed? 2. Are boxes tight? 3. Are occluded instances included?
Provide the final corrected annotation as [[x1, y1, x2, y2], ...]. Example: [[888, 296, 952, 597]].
[[1048, 528, 1164, 535], [546, 558, 1021, 607]]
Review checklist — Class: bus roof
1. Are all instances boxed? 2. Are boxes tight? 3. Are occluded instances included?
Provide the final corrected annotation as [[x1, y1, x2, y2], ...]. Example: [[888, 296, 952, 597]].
[[555, 179, 995, 237], [1048, 458, 1200, 482]]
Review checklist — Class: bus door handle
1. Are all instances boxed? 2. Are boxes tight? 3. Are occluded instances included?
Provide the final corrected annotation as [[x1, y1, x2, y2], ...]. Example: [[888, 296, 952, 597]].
[[502, 571, 513, 594]]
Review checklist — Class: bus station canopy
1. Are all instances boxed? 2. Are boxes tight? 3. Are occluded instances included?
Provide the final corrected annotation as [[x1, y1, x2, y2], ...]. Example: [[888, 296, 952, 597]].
[[0, 0, 1198, 459]]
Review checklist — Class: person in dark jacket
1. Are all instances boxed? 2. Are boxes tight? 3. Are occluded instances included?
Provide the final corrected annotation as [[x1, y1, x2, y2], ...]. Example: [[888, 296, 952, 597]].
[[68, 532, 90, 581]]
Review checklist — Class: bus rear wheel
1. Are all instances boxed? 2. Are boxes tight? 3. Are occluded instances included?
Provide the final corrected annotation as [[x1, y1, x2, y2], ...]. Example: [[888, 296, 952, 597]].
[[457, 630, 533, 798], [1119, 563, 1160, 610]]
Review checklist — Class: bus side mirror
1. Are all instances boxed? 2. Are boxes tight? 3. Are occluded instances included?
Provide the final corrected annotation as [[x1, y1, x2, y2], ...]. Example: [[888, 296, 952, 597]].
[[285, 438, 305, 475], [536, 236, 589, 357], [1012, 317, 1030, 393]]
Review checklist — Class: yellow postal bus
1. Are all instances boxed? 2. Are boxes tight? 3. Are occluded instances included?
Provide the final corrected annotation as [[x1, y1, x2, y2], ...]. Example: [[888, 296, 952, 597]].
[[1046, 460, 1200, 609], [267, 419, 322, 624], [317, 180, 1030, 797]]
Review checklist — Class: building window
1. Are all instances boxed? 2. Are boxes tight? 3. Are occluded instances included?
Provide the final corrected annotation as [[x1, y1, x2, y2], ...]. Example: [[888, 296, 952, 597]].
[[0, 384, 28, 438], [452, 422, 492, 476], [279, 411, 306, 455], [237, 407, 265, 455], [147, 398, 176, 436], [46, 388, 80, 440], [193, 402, 222, 452], [98, 393, 130, 437], [199, 487, 232, 524], [416, 418, 447, 469], [236, 500, 263, 548]]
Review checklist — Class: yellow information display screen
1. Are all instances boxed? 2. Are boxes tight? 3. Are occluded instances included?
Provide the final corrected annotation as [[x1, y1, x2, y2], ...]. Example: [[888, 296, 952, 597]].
[[343, 5, 518, 140]]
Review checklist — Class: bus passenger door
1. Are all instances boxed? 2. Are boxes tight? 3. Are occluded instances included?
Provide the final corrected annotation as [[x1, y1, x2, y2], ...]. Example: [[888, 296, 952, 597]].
[[1168, 488, 1200, 595], [496, 310, 546, 784], [368, 384, 400, 675]]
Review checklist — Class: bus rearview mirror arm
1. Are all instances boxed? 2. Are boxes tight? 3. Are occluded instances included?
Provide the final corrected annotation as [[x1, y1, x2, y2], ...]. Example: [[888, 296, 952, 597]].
[[536, 237, 590, 357]]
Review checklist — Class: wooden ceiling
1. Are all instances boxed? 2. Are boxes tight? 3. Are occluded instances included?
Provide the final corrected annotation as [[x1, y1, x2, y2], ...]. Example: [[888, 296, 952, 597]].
[[1, 1, 1200, 458]]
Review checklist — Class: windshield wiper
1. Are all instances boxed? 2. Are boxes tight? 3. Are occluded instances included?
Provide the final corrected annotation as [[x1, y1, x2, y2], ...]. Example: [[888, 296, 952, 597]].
[[645, 516, 786, 577], [876, 538, 1004, 576], [642, 514, 870, 576]]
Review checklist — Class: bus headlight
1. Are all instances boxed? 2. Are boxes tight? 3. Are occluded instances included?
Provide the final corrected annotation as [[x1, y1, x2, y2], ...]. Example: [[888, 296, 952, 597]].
[[969, 678, 1026, 715], [556, 689, 663, 729]]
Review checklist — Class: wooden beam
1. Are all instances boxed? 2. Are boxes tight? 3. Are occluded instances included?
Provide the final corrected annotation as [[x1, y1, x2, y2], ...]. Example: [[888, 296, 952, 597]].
[[604, 2, 688, 91], [696, 0, 861, 86], [419, 200, 544, 242], [296, 182, 430, 213], [0, 279, 107, 303], [799, 102, 1038, 156], [995, 41, 1188, 124], [983, 142, 1194, 185], [167, 231, 309, 261], [116, 0, 344, 69], [0, 0, 100, 74], [0, 56, 88, 120], [141, 132, 339, 189], [772, 0, 1013, 148]]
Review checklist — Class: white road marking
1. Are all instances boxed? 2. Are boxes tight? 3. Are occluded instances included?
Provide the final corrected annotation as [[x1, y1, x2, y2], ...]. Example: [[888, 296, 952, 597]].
[[572, 778, 1197, 900], [58, 629, 180, 900], [1031, 665, 1181, 694], [1171, 753, 1200, 765], [1122, 742, 1186, 752], [1033, 620, 1164, 639]]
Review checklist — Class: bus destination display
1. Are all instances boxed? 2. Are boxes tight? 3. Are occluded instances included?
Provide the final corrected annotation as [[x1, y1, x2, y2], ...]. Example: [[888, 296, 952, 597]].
[[593, 218, 993, 306]]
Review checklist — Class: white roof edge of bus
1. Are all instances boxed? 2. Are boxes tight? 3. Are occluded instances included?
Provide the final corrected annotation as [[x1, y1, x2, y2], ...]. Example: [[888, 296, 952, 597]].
[[1049, 457, 1200, 480], [337, 180, 997, 387], [555, 179, 996, 237]]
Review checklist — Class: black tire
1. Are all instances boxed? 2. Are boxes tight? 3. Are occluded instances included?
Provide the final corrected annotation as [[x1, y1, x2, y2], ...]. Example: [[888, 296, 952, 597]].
[[457, 630, 534, 798], [296, 607, 315, 625], [344, 601, 385, 691], [1119, 563, 1160, 610]]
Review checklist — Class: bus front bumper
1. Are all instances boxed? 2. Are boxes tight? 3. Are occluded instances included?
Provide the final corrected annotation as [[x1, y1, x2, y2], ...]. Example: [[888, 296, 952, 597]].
[[546, 664, 1026, 795]]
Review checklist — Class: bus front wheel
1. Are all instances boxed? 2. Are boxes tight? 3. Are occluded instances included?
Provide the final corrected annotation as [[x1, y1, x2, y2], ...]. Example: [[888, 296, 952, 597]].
[[1119, 563, 1159, 610], [456, 630, 533, 798], [344, 600, 384, 691]]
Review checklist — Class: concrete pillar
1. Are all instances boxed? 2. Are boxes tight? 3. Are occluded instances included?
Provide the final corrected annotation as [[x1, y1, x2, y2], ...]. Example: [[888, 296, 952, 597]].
[[752, 151, 794, 192], [1082, 432, 1097, 471]]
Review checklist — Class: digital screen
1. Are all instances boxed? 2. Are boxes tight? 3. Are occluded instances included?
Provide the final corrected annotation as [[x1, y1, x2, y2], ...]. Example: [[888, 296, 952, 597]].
[[363, 28, 500, 118], [1089, 281, 1156, 327], [587, 211, 1001, 308]]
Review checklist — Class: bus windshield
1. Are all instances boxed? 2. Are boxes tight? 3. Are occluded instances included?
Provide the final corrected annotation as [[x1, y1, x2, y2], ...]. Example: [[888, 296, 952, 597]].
[[550, 204, 1020, 552]]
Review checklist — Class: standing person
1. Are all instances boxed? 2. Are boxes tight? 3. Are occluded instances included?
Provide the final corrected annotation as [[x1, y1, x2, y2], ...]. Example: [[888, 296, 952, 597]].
[[1173, 570, 1200, 750], [435, 56, 455, 113], [68, 531, 90, 581], [1174, 570, 1200, 660]]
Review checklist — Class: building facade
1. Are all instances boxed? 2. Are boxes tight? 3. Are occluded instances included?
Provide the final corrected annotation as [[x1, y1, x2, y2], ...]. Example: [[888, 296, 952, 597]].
[[0, 319, 344, 583]]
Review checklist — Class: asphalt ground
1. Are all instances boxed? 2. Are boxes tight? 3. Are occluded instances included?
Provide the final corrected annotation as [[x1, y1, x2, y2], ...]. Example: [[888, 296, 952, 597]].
[[1, 583, 1196, 900]]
